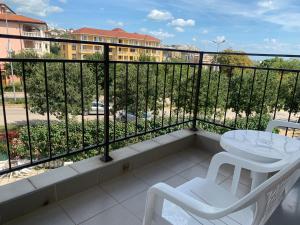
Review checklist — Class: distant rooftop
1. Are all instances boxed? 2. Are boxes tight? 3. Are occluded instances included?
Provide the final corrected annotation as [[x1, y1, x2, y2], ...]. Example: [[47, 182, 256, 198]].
[[72, 27, 160, 42], [0, 3, 46, 25]]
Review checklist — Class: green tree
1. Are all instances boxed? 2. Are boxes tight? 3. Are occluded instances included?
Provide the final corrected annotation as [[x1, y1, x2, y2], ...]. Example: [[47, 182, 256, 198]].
[[6, 51, 97, 119]]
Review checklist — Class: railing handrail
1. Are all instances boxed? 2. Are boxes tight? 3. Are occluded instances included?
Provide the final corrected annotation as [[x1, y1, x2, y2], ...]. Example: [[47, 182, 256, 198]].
[[0, 34, 300, 176]]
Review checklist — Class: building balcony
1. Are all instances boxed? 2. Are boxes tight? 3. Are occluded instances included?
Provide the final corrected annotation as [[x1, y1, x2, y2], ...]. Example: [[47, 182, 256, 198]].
[[0, 34, 300, 225], [22, 31, 41, 37]]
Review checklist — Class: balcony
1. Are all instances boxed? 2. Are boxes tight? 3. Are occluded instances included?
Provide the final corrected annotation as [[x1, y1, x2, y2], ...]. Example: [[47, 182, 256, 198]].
[[0, 34, 299, 225], [22, 31, 41, 37]]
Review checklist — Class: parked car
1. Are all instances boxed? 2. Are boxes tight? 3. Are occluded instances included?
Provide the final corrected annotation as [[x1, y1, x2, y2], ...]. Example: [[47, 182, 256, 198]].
[[88, 101, 112, 115]]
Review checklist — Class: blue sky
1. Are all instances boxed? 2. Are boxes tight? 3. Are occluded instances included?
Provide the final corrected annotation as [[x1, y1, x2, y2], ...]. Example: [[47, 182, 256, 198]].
[[5, 0, 300, 53]]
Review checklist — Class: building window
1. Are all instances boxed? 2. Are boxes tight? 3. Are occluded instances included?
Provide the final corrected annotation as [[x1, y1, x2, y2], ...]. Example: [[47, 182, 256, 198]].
[[118, 56, 122, 60], [118, 47, 122, 52], [109, 48, 113, 52], [72, 44, 76, 50], [62, 45, 66, 50], [152, 50, 156, 54], [119, 39, 123, 43], [94, 46, 100, 51], [130, 56, 133, 60], [45, 44, 48, 49], [82, 35, 88, 41], [72, 54, 76, 59], [130, 48, 135, 53], [94, 36, 100, 42]]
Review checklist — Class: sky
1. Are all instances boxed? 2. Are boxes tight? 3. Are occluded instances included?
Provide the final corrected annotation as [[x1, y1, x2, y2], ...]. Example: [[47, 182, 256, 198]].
[[5, 0, 300, 54]]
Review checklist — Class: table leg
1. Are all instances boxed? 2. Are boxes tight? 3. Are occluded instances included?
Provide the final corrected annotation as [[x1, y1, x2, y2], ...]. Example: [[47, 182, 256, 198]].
[[251, 172, 268, 190]]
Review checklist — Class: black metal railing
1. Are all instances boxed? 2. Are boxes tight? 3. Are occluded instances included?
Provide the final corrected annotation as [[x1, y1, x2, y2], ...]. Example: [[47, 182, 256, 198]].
[[0, 34, 299, 175]]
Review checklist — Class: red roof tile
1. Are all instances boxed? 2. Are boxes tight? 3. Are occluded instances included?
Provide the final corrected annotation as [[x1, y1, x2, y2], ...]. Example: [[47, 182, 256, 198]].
[[73, 27, 160, 42], [0, 13, 46, 25]]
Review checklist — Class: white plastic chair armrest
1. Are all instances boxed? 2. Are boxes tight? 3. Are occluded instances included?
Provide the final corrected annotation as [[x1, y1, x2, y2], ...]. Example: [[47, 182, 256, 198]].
[[207, 152, 289, 182], [144, 183, 229, 221], [266, 120, 300, 132]]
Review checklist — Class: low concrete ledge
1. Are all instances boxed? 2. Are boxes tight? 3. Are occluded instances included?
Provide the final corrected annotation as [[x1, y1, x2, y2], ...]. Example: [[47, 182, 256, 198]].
[[0, 128, 221, 224]]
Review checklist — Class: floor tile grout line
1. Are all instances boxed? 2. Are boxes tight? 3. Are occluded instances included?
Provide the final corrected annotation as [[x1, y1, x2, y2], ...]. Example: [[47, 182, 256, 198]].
[[57, 203, 77, 225], [76, 203, 119, 225]]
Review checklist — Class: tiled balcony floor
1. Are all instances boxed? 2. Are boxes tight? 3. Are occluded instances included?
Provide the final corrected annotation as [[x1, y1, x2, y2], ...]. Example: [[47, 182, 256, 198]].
[[5, 147, 252, 225]]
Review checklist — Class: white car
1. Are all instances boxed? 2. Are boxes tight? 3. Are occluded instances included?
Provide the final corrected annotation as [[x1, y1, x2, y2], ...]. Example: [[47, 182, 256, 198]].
[[88, 101, 112, 115]]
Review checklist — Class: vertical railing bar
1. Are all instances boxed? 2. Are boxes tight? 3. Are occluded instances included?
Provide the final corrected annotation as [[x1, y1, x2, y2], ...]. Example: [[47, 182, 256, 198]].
[[292, 117, 300, 137], [286, 71, 299, 136], [183, 64, 190, 122], [192, 52, 204, 130], [176, 64, 183, 124], [113, 63, 116, 141], [234, 68, 244, 128], [161, 64, 167, 128], [169, 64, 175, 126], [43, 61, 52, 158], [22, 62, 33, 163], [95, 63, 100, 147], [125, 63, 128, 137], [258, 69, 270, 130], [204, 66, 212, 121], [153, 63, 159, 127], [62, 62, 70, 153], [213, 67, 222, 123], [101, 44, 113, 162], [273, 70, 284, 120], [223, 67, 233, 126], [246, 68, 257, 129], [189, 65, 196, 121], [0, 69, 11, 169], [135, 63, 139, 134], [80, 62, 85, 149], [145, 64, 149, 132]]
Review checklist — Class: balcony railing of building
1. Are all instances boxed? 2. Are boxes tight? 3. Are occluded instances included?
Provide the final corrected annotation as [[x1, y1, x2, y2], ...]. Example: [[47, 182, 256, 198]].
[[22, 31, 41, 37], [0, 34, 299, 175]]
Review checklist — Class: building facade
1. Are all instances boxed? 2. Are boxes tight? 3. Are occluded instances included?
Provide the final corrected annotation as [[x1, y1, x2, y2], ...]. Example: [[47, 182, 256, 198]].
[[0, 3, 49, 85], [0, 3, 49, 58], [163, 44, 214, 67], [61, 28, 163, 61]]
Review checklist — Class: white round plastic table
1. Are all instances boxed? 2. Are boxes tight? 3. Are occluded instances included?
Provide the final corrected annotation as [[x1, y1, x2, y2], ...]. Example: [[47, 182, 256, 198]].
[[220, 130, 300, 189]]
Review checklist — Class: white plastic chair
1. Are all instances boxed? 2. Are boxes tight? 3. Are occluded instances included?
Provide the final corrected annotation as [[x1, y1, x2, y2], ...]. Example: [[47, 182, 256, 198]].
[[266, 119, 300, 136], [143, 152, 298, 225], [266, 119, 300, 191]]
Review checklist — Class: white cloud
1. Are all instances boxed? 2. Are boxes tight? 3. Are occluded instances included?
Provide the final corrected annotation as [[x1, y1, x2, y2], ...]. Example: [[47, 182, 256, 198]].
[[107, 20, 124, 27], [167, 0, 299, 29], [149, 29, 174, 39], [140, 27, 148, 33], [257, 0, 276, 11], [169, 18, 195, 27], [147, 9, 173, 21], [264, 38, 277, 44], [175, 27, 184, 32], [192, 37, 197, 41], [201, 29, 208, 34], [214, 36, 226, 43], [58, 0, 67, 3], [9, 0, 63, 17]]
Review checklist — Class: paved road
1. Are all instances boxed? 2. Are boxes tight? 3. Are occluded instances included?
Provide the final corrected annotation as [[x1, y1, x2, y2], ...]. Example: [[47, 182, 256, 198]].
[[0, 106, 105, 126]]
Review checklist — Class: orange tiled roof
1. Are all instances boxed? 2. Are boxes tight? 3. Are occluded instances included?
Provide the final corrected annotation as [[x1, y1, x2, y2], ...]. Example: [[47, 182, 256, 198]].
[[0, 13, 46, 25], [73, 27, 160, 42]]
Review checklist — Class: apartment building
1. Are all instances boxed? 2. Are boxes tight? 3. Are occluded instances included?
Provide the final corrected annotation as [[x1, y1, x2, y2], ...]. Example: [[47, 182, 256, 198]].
[[61, 27, 163, 61], [0, 3, 49, 85], [0, 3, 49, 58], [163, 44, 214, 66]]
